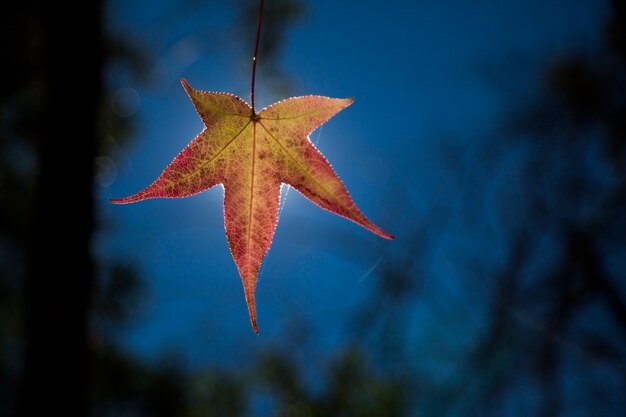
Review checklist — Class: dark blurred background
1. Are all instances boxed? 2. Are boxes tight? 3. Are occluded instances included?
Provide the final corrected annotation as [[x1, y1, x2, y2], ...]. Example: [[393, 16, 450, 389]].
[[1, 0, 625, 416]]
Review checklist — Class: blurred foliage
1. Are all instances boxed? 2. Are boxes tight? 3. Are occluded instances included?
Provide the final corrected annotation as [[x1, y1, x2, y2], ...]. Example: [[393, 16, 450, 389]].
[[413, 2, 626, 415], [255, 347, 410, 417]]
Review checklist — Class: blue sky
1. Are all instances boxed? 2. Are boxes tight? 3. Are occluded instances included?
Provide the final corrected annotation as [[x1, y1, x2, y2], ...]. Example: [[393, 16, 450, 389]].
[[99, 0, 608, 369]]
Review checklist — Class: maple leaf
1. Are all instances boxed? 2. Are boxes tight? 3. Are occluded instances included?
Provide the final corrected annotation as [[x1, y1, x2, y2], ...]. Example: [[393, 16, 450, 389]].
[[111, 79, 393, 333]]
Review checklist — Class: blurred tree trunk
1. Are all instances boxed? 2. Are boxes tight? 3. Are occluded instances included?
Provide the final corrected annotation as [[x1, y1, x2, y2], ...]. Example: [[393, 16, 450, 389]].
[[18, 2, 102, 416]]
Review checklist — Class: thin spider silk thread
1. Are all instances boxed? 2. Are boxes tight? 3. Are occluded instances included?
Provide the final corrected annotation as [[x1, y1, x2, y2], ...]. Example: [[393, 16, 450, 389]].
[[276, 126, 324, 223], [357, 253, 386, 283]]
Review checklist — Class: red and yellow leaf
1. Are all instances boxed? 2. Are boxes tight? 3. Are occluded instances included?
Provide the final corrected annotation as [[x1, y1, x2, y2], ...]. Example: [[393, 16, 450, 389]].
[[112, 79, 393, 333]]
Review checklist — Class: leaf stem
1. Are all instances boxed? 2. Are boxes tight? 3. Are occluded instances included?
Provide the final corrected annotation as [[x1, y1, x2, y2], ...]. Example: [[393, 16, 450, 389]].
[[251, 0, 265, 113]]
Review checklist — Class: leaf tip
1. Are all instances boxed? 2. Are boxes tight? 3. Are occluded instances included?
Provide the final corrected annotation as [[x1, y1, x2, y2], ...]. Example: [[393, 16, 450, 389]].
[[362, 220, 394, 240], [372, 227, 394, 240], [382, 231, 395, 240], [341, 97, 355, 108], [180, 77, 192, 94], [243, 282, 260, 334], [250, 311, 260, 334], [110, 194, 144, 204]]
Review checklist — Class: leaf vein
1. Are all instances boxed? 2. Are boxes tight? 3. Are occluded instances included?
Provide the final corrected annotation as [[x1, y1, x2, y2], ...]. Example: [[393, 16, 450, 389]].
[[259, 103, 344, 121], [181, 120, 252, 185], [258, 121, 340, 209]]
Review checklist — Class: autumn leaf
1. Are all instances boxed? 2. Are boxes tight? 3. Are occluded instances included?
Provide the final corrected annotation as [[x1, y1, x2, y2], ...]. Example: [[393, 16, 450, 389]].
[[111, 79, 393, 333]]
